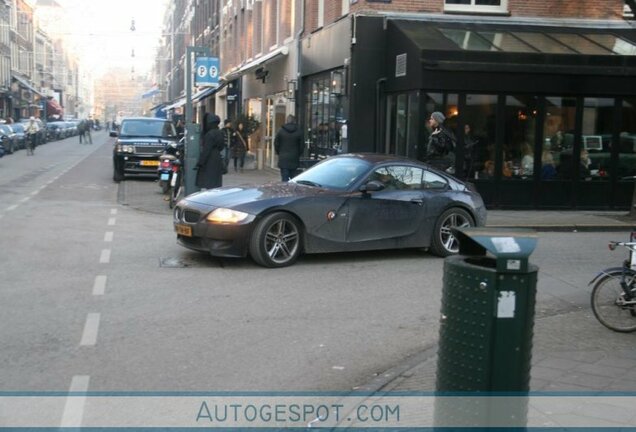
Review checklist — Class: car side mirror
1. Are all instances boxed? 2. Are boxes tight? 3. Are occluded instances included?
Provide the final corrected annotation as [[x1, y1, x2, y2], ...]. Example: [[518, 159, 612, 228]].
[[360, 180, 385, 193], [109, 131, 118, 137]]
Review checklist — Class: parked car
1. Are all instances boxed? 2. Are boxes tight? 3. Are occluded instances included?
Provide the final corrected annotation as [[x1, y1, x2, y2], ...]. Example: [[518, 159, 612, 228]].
[[0, 124, 18, 154], [46, 121, 65, 140], [173, 153, 488, 267], [10, 123, 27, 149], [111, 117, 179, 181]]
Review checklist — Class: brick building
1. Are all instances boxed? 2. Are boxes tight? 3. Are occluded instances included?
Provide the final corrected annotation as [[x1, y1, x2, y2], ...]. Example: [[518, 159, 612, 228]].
[[159, 0, 636, 209]]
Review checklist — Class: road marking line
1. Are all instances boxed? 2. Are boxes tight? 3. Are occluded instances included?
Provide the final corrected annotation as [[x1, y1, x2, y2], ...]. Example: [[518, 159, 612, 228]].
[[6, 204, 18, 211], [60, 375, 90, 427], [110, 208, 118, 215], [104, 231, 114, 242], [30, 190, 39, 196], [80, 313, 100, 346], [93, 275, 107, 296], [107, 217, 116, 226], [19, 197, 29, 204], [332, 366, 345, 370], [99, 249, 111, 264]]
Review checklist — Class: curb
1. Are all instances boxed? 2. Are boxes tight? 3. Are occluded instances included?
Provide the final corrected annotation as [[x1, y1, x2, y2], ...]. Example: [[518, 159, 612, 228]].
[[487, 224, 634, 232]]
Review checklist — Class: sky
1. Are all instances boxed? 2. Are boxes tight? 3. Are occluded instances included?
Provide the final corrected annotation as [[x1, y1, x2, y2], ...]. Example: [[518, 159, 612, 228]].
[[50, 0, 169, 79]]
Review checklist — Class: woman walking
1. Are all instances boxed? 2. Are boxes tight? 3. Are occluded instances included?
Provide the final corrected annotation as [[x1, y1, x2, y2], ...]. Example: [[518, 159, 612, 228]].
[[231, 121, 249, 172]]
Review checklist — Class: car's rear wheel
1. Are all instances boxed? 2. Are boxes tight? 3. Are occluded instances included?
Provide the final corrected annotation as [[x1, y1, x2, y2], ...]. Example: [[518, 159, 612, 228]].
[[249, 212, 302, 268], [430, 207, 474, 257]]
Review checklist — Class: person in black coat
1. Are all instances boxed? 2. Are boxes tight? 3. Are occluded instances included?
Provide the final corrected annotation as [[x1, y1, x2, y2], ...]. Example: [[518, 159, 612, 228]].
[[274, 115, 304, 181], [196, 114, 225, 190]]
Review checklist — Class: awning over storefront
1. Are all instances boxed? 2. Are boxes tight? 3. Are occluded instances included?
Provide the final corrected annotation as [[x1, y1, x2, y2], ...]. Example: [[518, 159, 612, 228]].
[[164, 97, 186, 111], [12, 74, 43, 96], [46, 98, 63, 117], [386, 20, 636, 93], [222, 45, 289, 82]]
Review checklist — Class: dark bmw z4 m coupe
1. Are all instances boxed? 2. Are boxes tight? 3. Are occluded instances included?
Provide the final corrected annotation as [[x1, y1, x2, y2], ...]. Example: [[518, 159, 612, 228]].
[[173, 154, 487, 267]]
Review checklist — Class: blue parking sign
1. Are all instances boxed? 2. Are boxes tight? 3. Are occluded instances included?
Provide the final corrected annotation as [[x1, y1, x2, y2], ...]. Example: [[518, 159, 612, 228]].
[[194, 57, 220, 87]]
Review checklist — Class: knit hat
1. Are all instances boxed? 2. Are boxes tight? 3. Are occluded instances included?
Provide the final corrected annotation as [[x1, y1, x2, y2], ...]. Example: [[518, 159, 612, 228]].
[[430, 111, 445, 124]]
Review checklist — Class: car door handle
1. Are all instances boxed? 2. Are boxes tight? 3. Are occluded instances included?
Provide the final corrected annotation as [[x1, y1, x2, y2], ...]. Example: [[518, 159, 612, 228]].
[[411, 199, 424, 206]]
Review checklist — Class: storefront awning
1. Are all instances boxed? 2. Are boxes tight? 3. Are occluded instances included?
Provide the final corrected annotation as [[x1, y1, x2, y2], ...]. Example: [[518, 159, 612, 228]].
[[222, 46, 289, 82], [12, 74, 43, 96], [46, 98, 63, 116], [164, 97, 186, 111], [388, 20, 636, 78]]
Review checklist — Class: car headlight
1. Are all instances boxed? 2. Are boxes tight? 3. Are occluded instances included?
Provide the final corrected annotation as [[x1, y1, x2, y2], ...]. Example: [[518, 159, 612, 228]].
[[123, 145, 134, 153], [206, 208, 250, 224]]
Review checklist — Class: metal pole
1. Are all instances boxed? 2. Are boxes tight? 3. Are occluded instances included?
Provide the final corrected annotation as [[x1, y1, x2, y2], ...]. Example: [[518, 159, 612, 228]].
[[184, 46, 211, 196]]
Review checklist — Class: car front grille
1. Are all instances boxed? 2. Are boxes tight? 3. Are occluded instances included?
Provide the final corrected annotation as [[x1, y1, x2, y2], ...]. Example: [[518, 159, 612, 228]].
[[174, 206, 202, 223], [135, 145, 164, 155]]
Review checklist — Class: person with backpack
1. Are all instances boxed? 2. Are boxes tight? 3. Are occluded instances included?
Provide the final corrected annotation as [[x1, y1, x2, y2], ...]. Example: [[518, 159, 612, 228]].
[[425, 111, 456, 172]]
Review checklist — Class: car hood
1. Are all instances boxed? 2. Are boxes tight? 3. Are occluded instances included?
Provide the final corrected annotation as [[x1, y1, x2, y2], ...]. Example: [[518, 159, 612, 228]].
[[117, 137, 177, 145], [184, 182, 326, 211]]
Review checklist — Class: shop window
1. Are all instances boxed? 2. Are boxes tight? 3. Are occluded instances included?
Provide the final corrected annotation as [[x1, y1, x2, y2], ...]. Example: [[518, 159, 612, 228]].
[[444, 0, 508, 14], [462, 94, 497, 180], [542, 97, 576, 181], [619, 98, 636, 181], [502, 95, 539, 181], [582, 98, 614, 181]]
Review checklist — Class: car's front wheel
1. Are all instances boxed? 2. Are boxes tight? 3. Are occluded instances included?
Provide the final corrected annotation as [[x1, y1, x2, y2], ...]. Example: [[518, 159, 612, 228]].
[[249, 212, 302, 268], [113, 164, 124, 182], [430, 207, 474, 257]]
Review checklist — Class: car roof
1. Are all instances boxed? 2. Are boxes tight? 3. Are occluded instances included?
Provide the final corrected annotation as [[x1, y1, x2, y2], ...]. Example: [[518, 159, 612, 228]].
[[336, 152, 422, 165], [121, 117, 170, 122]]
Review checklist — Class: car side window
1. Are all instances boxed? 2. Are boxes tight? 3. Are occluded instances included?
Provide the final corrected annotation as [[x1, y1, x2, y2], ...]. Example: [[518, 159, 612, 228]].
[[423, 170, 448, 189], [368, 165, 424, 190]]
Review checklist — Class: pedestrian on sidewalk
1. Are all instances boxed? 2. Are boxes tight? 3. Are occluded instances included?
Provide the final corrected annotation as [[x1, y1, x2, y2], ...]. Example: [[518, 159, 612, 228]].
[[195, 113, 225, 190], [86, 118, 93, 144], [231, 121, 249, 172], [425, 111, 455, 172], [25, 116, 39, 155], [221, 119, 234, 174], [274, 115, 304, 182], [78, 120, 86, 144]]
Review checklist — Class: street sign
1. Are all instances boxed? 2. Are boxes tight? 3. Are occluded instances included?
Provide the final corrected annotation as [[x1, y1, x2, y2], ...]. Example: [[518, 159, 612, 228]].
[[194, 57, 220, 87]]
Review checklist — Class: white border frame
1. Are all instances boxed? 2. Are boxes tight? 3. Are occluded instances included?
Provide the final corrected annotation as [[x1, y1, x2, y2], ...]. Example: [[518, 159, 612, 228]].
[[444, 0, 508, 14]]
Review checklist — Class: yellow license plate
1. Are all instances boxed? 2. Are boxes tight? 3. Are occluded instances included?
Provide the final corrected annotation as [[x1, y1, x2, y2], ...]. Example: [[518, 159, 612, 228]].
[[175, 224, 192, 237], [140, 160, 160, 166]]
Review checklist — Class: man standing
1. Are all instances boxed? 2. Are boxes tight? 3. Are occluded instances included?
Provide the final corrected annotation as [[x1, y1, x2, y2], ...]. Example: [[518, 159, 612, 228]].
[[86, 118, 94, 144], [220, 119, 234, 174], [196, 114, 225, 190], [274, 115, 304, 182], [25, 116, 39, 155], [425, 111, 455, 172]]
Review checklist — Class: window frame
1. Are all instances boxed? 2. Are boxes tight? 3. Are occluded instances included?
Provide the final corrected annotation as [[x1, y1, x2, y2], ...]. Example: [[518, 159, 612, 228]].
[[444, 0, 508, 14]]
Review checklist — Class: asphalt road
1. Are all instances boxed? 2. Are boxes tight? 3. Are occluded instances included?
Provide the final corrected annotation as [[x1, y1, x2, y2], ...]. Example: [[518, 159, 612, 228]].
[[0, 133, 627, 394]]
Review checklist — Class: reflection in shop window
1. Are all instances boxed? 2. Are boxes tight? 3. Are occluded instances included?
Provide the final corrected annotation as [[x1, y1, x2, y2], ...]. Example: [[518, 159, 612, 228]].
[[582, 98, 614, 180], [620, 98, 636, 181], [463, 94, 497, 180], [542, 96, 576, 180], [502, 95, 538, 181]]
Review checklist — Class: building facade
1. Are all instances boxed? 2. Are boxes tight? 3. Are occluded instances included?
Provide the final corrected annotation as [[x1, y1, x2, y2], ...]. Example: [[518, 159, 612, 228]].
[[158, 0, 636, 209]]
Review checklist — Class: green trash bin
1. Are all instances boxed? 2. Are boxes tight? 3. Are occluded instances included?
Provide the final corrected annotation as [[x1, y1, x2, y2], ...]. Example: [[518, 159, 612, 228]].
[[434, 228, 538, 427]]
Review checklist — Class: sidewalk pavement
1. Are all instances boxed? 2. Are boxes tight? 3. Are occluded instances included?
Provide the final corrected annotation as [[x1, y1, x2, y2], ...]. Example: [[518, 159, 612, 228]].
[[119, 167, 636, 417]]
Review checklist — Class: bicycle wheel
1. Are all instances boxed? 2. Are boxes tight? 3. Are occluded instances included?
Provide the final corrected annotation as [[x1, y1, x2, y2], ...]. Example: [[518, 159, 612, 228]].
[[591, 270, 636, 333]]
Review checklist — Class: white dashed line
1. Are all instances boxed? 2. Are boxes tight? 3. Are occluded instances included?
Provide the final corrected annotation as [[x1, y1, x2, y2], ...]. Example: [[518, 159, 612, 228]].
[[107, 217, 116, 226], [332, 366, 345, 370], [30, 190, 39, 196], [6, 205, 18, 211], [18, 197, 29, 204], [80, 313, 100, 346], [110, 209, 118, 215], [93, 275, 107, 296], [104, 231, 114, 242], [60, 375, 90, 427], [99, 249, 111, 264]]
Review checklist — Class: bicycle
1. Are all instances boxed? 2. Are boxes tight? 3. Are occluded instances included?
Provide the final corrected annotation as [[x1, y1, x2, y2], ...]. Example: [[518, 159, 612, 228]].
[[589, 240, 636, 333], [26, 134, 36, 156]]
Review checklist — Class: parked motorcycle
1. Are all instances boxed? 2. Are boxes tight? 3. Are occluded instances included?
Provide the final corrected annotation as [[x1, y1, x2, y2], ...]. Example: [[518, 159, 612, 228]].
[[157, 139, 185, 208], [157, 140, 183, 193]]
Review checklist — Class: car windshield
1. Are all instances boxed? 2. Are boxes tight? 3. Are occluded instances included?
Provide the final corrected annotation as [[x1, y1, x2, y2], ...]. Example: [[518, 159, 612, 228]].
[[0, 125, 11, 134], [291, 157, 372, 190], [12, 124, 24, 133], [120, 119, 176, 138]]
